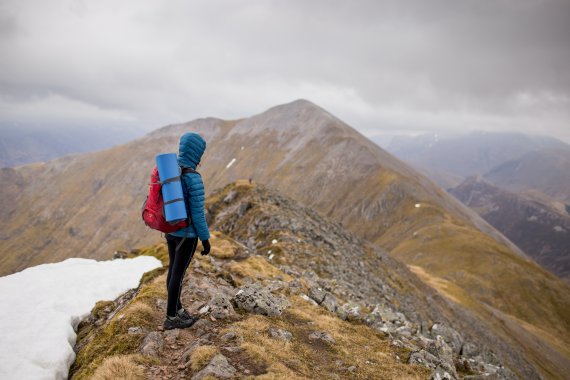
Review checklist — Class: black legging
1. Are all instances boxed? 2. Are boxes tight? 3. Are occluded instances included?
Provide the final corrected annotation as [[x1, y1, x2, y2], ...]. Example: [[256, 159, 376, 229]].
[[165, 234, 198, 317]]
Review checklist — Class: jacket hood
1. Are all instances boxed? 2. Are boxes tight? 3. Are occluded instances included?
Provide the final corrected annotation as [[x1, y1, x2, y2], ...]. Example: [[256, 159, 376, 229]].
[[178, 132, 206, 169]]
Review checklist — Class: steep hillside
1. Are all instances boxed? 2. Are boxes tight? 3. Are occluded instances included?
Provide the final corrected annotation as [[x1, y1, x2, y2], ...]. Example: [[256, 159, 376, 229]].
[[71, 182, 524, 379], [484, 148, 570, 203], [450, 176, 570, 283], [2, 100, 569, 378]]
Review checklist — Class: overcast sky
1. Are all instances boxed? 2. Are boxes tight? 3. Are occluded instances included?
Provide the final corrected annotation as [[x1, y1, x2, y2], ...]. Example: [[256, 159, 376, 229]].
[[1, 0, 569, 142]]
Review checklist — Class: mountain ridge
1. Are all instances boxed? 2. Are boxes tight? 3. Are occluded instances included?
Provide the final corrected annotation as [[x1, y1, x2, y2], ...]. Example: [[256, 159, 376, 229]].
[[1, 99, 569, 378]]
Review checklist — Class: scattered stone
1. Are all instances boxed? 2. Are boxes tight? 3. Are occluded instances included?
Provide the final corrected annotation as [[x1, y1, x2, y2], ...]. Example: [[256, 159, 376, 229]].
[[347, 366, 356, 372], [191, 354, 236, 380], [336, 302, 362, 322], [112, 250, 128, 259], [308, 283, 327, 304], [140, 332, 164, 356], [232, 283, 289, 316], [269, 327, 293, 341], [191, 319, 213, 337], [430, 365, 455, 380], [431, 324, 464, 355], [208, 294, 235, 319], [308, 331, 335, 344], [128, 326, 143, 334], [321, 294, 338, 313], [408, 350, 439, 369]]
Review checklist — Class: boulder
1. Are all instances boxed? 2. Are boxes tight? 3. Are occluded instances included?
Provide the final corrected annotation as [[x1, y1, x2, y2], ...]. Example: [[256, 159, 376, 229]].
[[232, 283, 289, 316], [431, 323, 464, 355], [208, 294, 235, 319], [191, 354, 236, 380], [408, 350, 439, 369], [321, 293, 339, 313]]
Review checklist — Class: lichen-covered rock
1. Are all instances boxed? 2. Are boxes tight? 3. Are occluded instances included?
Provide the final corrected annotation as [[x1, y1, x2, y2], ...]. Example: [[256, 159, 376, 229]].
[[191, 354, 236, 380], [208, 294, 235, 319], [232, 283, 289, 316], [336, 302, 362, 322]]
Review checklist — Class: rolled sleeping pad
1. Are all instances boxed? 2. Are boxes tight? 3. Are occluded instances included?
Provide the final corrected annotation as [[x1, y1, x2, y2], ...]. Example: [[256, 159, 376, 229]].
[[156, 153, 188, 223]]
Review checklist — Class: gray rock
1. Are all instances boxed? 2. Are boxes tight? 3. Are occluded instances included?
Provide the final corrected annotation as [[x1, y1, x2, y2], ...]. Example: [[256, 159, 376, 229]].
[[426, 336, 454, 366], [460, 341, 480, 358], [308, 331, 335, 344], [223, 190, 237, 204], [321, 293, 338, 313], [140, 331, 163, 356], [220, 331, 241, 343], [408, 350, 439, 369], [308, 283, 327, 304], [191, 354, 236, 380], [232, 283, 289, 316], [395, 326, 413, 338], [208, 294, 235, 319], [431, 323, 464, 355], [287, 279, 303, 294], [191, 318, 213, 337], [336, 302, 362, 321], [269, 327, 293, 341], [430, 365, 456, 380]]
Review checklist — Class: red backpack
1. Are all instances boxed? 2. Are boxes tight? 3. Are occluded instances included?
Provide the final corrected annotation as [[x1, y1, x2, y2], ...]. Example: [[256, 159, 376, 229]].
[[141, 166, 196, 233]]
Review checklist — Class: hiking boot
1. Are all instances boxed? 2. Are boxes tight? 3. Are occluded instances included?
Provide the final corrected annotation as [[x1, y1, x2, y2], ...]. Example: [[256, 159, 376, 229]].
[[163, 314, 197, 330], [177, 307, 196, 321]]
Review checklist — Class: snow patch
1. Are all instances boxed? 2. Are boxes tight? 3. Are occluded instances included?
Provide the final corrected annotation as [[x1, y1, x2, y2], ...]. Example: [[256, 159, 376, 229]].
[[226, 158, 237, 169], [414, 203, 421, 208], [0, 256, 161, 380]]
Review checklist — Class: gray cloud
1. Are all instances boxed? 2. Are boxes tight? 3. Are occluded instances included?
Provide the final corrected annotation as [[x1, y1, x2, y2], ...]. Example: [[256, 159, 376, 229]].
[[1, 0, 569, 142]]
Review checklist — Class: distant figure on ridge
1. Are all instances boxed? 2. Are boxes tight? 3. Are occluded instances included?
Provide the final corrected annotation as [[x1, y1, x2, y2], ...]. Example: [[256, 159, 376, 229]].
[[164, 132, 211, 330]]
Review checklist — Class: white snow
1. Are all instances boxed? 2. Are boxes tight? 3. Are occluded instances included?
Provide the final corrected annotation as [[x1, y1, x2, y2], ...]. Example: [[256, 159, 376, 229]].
[[225, 158, 237, 169], [271, 239, 278, 245], [0, 256, 161, 380], [415, 203, 421, 208]]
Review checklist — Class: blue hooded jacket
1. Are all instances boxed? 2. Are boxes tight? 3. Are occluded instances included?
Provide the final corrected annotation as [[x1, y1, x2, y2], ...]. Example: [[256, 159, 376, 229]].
[[168, 132, 210, 241]]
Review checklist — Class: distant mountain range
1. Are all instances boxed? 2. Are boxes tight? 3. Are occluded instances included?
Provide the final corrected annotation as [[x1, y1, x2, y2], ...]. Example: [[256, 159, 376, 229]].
[[485, 147, 570, 203], [1, 100, 569, 378], [381, 131, 568, 188], [0, 124, 143, 168], [450, 175, 570, 283]]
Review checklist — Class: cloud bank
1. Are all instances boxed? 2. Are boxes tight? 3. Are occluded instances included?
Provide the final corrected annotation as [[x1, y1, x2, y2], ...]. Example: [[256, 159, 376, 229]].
[[1, 0, 569, 141]]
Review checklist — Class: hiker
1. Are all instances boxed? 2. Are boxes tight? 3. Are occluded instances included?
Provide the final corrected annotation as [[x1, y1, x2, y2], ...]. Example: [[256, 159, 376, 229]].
[[164, 132, 211, 330]]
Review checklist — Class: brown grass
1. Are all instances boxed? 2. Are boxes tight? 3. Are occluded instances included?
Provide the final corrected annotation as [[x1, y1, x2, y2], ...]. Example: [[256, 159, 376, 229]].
[[91, 355, 145, 380], [227, 256, 292, 284], [189, 345, 219, 372], [227, 295, 431, 379]]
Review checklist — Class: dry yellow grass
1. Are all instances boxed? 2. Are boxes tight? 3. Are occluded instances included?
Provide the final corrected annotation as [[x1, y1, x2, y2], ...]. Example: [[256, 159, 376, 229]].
[[228, 295, 430, 380], [209, 232, 238, 259], [189, 345, 219, 372], [91, 355, 144, 380], [227, 256, 292, 284]]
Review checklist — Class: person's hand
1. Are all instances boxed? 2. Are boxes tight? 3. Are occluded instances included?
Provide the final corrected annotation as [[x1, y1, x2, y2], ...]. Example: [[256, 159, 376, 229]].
[[201, 239, 211, 256]]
